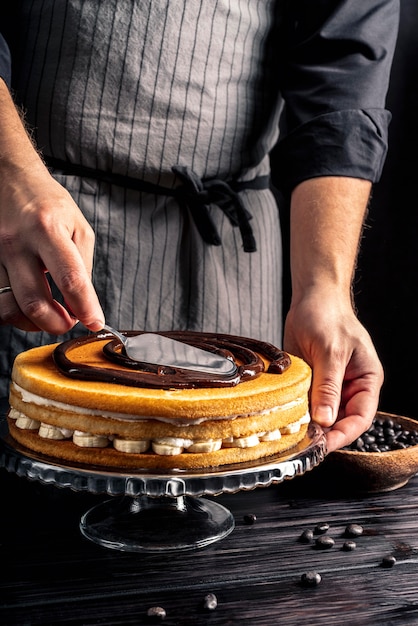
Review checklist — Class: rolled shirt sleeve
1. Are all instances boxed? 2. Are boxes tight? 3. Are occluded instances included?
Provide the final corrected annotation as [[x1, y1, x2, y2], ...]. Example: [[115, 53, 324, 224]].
[[0, 33, 11, 87], [274, 0, 400, 190]]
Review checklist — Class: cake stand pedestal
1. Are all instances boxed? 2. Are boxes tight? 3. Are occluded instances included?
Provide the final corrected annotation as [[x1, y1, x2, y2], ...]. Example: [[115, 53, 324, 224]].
[[80, 494, 235, 551], [0, 422, 326, 552]]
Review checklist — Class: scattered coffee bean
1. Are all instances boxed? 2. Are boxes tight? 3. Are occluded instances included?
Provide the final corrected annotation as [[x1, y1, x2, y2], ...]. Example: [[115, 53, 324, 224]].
[[315, 535, 335, 550], [342, 540, 357, 551], [381, 555, 397, 568], [243, 513, 257, 525], [299, 529, 314, 543], [301, 571, 322, 587], [344, 523, 364, 538], [203, 593, 218, 611], [147, 606, 166, 621], [314, 522, 330, 535], [344, 417, 418, 452]]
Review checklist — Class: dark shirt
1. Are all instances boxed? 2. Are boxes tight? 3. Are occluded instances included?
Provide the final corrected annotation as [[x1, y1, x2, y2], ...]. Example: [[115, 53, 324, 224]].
[[273, 0, 400, 189]]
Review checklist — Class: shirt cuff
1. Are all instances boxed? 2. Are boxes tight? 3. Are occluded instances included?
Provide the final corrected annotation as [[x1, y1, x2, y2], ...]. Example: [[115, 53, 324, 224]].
[[273, 109, 391, 192]]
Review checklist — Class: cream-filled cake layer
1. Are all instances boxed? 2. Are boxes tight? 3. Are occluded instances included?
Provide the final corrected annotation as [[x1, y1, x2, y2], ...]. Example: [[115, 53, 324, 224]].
[[11, 382, 305, 425], [9, 407, 310, 456]]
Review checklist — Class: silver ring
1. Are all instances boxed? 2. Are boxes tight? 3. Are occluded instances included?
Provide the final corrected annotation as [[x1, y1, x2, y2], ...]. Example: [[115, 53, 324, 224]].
[[0, 286, 13, 295]]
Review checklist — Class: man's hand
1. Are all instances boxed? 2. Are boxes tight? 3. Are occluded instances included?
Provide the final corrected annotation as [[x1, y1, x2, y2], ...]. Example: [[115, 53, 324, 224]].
[[287, 176, 384, 452], [284, 290, 384, 453], [0, 80, 104, 334]]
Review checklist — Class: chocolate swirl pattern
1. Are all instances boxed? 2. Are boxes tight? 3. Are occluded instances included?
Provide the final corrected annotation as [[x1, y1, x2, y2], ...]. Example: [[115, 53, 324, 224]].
[[53, 331, 291, 389]]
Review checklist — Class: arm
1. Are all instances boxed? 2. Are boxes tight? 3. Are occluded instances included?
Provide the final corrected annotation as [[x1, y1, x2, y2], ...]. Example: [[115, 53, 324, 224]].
[[0, 79, 104, 333], [284, 176, 383, 452], [275, 1, 399, 450]]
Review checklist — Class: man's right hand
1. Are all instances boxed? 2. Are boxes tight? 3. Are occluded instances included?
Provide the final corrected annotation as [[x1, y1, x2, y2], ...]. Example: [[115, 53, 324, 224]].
[[0, 80, 104, 334]]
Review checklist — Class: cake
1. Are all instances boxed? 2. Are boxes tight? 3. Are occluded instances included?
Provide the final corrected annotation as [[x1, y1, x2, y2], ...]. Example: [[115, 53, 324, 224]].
[[7, 330, 312, 470]]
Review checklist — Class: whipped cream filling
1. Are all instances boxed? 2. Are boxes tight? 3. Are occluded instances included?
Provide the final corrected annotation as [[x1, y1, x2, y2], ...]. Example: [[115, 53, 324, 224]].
[[9, 408, 310, 456], [12, 382, 304, 425]]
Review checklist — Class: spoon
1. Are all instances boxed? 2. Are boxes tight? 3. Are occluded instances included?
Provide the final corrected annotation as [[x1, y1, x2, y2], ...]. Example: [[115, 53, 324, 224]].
[[101, 324, 237, 376]]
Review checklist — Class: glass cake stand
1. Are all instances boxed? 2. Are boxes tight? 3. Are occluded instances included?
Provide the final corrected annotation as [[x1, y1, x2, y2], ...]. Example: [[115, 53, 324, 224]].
[[0, 420, 326, 552]]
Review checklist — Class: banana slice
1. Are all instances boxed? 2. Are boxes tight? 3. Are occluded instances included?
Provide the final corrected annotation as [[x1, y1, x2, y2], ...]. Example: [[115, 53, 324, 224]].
[[60, 428, 74, 438], [281, 422, 301, 435], [156, 437, 194, 448], [15, 416, 41, 430], [152, 439, 184, 456], [300, 412, 311, 425], [39, 423, 69, 439], [222, 434, 260, 448], [8, 408, 22, 420], [73, 431, 109, 448], [259, 429, 282, 442], [113, 438, 150, 453], [187, 439, 222, 453]]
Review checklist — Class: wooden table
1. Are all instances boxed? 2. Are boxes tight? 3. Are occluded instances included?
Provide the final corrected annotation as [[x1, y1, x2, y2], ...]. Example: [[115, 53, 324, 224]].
[[1, 416, 418, 625]]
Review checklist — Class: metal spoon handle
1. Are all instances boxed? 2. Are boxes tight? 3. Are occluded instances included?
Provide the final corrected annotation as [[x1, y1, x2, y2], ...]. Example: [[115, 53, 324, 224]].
[[102, 324, 127, 346]]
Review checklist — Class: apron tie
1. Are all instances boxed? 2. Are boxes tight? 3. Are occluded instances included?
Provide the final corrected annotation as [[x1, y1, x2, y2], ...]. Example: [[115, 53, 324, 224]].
[[172, 165, 256, 252], [44, 157, 269, 253]]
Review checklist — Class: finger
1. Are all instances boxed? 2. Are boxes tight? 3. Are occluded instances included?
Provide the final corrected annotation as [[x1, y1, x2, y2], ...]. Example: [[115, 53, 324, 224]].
[[325, 410, 374, 453], [0, 291, 41, 331], [0, 269, 41, 331], [309, 360, 344, 430], [7, 261, 78, 334], [325, 376, 381, 453], [40, 237, 104, 331]]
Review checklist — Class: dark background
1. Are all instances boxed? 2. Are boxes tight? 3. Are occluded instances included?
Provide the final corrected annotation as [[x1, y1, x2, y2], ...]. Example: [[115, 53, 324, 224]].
[[356, 0, 418, 418]]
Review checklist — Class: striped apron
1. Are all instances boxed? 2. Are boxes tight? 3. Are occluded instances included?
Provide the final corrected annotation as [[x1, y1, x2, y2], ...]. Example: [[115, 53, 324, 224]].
[[0, 0, 285, 394]]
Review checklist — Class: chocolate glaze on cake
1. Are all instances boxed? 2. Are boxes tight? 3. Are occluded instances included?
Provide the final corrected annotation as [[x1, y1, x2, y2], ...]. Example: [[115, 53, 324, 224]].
[[53, 330, 291, 389]]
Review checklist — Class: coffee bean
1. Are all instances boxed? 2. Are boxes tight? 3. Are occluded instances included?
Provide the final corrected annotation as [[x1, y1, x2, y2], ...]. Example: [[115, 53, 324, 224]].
[[243, 513, 257, 525], [342, 540, 357, 551], [344, 416, 418, 452], [381, 555, 396, 568], [344, 523, 364, 538], [301, 571, 322, 587], [299, 529, 314, 543], [147, 606, 166, 621], [363, 434, 376, 445], [314, 522, 330, 535], [315, 535, 335, 549], [203, 593, 218, 611]]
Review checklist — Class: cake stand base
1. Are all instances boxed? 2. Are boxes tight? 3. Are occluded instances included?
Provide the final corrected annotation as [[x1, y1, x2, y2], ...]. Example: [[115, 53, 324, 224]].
[[80, 494, 235, 552]]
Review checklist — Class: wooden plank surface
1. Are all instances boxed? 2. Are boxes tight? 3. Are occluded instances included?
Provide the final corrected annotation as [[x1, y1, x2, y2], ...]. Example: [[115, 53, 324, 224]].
[[2, 450, 418, 626]]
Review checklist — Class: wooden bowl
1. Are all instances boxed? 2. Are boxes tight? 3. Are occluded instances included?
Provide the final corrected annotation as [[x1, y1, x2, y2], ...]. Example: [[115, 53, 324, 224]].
[[322, 412, 418, 493]]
